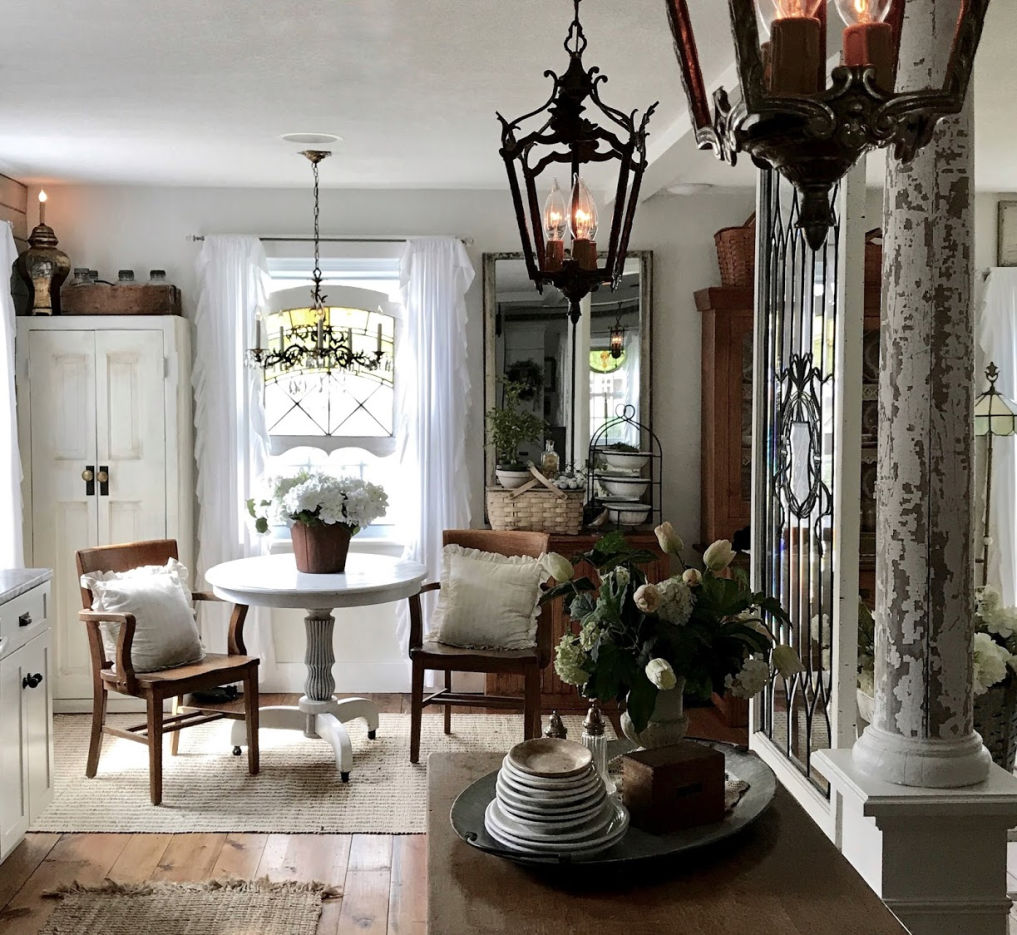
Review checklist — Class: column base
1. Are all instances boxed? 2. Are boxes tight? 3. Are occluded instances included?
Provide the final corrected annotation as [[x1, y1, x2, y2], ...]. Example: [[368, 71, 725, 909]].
[[852, 724, 992, 788], [815, 748, 1017, 935]]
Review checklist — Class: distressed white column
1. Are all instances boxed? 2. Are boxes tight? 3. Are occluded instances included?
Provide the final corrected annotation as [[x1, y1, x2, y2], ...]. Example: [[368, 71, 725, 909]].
[[850, 0, 991, 788]]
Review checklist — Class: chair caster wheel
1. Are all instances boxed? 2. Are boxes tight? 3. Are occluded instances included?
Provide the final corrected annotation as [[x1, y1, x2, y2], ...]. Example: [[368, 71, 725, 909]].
[[341, 771, 350, 783], [368, 729, 377, 740], [233, 746, 242, 756]]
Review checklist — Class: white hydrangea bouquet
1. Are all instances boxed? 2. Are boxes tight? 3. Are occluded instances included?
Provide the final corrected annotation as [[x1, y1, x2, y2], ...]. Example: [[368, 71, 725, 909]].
[[971, 587, 1017, 696], [247, 469, 388, 534], [541, 524, 802, 735]]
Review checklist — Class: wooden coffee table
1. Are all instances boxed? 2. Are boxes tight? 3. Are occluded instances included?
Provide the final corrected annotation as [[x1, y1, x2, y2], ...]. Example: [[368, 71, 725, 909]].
[[427, 752, 908, 935]]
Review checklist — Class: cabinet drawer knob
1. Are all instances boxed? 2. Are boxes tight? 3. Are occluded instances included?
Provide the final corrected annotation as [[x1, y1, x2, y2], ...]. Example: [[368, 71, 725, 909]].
[[18, 611, 32, 628], [22, 673, 43, 689]]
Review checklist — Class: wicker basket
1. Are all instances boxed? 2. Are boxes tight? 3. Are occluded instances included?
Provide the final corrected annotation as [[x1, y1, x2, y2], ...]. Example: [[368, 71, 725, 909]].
[[486, 467, 584, 535], [974, 675, 1017, 771], [715, 214, 756, 288], [864, 228, 883, 285]]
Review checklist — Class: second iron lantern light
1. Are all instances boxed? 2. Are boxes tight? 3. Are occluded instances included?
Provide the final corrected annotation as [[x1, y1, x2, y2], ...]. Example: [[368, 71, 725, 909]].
[[666, 0, 990, 249]]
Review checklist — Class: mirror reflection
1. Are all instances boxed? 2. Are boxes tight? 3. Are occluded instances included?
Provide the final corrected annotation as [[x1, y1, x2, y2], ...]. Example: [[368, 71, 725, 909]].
[[483, 251, 651, 485]]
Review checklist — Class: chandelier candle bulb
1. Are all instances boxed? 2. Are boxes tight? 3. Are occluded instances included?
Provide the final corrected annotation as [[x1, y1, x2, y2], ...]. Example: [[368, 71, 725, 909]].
[[376, 322, 383, 356], [842, 23, 894, 90], [544, 239, 565, 272], [769, 15, 822, 95], [37, 190, 47, 225], [255, 312, 262, 351]]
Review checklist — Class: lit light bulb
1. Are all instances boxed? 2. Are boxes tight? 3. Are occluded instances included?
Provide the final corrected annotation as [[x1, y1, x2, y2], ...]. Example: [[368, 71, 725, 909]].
[[834, 0, 891, 26], [37, 189, 47, 225], [756, 0, 826, 37], [569, 178, 599, 241], [543, 179, 567, 242]]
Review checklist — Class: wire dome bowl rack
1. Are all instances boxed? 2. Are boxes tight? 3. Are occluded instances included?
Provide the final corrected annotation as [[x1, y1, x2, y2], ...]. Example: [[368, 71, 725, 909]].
[[586, 405, 662, 530]]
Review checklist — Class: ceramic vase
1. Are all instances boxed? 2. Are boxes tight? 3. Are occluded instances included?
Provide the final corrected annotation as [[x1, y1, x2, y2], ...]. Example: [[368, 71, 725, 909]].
[[292, 522, 353, 574], [620, 679, 689, 748]]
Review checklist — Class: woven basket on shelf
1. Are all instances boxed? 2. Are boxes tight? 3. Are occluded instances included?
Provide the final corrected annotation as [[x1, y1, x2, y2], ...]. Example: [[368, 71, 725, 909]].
[[486, 467, 584, 535], [714, 214, 756, 288]]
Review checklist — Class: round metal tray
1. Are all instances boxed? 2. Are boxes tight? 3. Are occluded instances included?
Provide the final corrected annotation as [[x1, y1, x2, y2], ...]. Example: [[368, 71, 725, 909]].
[[450, 740, 776, 867]]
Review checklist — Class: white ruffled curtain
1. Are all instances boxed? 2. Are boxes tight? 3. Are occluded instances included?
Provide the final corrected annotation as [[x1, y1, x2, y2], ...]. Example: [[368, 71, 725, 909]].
[[0, 223, 23, 568], [192, 236, 273, 660], [396, 237, 474, 644], [977, 267, 1017, 605]]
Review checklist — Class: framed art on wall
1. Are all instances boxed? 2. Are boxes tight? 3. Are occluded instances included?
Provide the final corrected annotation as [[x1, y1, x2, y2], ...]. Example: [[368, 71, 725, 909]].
[[998, 201, 1017, 267]]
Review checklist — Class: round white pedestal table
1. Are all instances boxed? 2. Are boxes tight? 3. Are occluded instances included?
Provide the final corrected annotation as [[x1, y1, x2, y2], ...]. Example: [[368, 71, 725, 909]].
[[205, 552, 426, 781]]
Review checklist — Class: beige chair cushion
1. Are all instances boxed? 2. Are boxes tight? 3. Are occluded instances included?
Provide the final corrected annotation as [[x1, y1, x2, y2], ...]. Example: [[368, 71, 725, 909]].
[[427, 544, 547, 651], [81, 558, 205, 673]]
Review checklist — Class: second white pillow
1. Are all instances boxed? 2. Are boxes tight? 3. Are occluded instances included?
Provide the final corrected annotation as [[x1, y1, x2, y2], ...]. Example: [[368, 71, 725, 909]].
[[428, 544, 547, 651]]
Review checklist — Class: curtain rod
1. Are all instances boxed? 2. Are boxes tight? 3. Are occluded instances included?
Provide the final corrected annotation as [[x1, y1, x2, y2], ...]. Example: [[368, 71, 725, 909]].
[[187, 234, 474, 246]]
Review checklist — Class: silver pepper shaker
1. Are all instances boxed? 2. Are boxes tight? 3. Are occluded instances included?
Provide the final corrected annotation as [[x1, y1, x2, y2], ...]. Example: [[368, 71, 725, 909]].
[[544, 710, 568, 740], [581, 700, 614, 792]]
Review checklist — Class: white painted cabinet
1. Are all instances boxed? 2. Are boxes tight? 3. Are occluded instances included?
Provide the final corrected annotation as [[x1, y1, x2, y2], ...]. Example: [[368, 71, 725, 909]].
[[16, 317, 193, 707], [0, 576, 53, 863]]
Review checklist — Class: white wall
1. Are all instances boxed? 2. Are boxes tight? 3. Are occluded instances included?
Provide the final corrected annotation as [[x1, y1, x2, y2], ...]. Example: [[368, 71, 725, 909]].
[[35, 182, 757, 547]]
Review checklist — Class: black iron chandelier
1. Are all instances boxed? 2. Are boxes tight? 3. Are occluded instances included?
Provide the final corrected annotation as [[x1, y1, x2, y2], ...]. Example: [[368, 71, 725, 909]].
[[247, 150, 384, 374], [498, 0, 657, 323], [666, 0, 990, 248]]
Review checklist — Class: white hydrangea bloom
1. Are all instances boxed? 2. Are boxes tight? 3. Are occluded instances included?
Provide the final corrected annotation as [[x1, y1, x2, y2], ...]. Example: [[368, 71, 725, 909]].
[[656, 577, 695, 626], [725, 656, 770, 698], [280, 471, 388, 529], [973, 632, 1011, 696]]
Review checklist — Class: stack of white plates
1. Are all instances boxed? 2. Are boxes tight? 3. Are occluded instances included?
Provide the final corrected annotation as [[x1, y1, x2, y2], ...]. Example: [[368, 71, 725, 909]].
[[484, 738, 629, 858]]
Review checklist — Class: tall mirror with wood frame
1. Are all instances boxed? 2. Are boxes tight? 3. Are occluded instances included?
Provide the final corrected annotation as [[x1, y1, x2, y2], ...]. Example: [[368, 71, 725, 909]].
[[482, 251, 652, 491]]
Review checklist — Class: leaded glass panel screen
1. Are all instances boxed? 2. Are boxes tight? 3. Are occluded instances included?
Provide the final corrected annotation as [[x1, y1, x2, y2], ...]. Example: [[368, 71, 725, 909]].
[[754, 170, 841, 792]]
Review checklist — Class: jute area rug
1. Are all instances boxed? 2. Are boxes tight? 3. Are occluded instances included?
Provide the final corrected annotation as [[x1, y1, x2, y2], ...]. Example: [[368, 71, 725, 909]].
[[40, 879, 337, 935], [32, 712, 598, 835]]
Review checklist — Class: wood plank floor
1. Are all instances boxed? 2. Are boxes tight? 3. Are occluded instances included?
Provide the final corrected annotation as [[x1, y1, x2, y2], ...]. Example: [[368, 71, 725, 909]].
[[0, 694, 744, 935]]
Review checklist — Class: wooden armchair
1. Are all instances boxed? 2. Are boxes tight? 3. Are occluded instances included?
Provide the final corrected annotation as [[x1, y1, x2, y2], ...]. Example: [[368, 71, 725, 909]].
[[76, 538, 260, 805], [407, 529, 553, 763]]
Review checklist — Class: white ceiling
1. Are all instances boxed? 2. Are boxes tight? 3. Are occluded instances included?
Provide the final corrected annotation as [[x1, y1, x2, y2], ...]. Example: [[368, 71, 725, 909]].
[[0, 0, 1013, 194]]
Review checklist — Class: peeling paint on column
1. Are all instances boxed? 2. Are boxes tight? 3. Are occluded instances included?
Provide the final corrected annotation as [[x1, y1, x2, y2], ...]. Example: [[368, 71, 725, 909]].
[[873, 0, 975, 743]]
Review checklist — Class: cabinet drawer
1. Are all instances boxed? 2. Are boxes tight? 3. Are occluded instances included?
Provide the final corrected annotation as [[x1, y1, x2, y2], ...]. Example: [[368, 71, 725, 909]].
[[0, 583, 50, 660]]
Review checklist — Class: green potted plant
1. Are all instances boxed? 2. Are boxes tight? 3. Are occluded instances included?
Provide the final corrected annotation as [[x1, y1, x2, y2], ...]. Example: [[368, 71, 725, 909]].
[[486, 378, 548, 488]]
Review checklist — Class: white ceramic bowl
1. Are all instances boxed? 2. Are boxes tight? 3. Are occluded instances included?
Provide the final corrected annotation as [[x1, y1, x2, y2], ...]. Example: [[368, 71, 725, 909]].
[[600, 450, 651, 471], [600, 475, 649, 498], [604, 501, 651, 526]]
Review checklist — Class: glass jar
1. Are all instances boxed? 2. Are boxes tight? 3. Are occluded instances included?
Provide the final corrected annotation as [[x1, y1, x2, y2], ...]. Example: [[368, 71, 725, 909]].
[[581, 700, 615, 793], [541, 440, 560, 479]]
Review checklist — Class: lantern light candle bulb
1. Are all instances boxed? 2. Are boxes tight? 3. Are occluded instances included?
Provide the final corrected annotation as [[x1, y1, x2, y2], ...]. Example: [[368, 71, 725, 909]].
[[38, 190, 47, 226], [569, 177, 599, 271], [756, 0, 824, 95], [835, 0, 894, 90], [376, 322, 383, 356], [543, 179, 568, 271], [255, 311, 262, 350]]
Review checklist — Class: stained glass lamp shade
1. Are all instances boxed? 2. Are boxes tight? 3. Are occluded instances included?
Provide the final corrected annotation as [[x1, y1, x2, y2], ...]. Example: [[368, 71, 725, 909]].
[[975, 363, 1017, 437]]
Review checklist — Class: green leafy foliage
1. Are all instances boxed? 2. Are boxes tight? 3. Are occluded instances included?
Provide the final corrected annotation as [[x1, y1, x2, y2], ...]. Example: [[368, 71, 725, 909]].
[[486, 379, 548, 468]]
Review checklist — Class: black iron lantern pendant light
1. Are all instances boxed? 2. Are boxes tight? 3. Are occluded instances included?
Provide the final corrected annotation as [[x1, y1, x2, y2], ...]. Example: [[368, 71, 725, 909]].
[[498, 0, 657, 324], [666, 0, 990, 248]]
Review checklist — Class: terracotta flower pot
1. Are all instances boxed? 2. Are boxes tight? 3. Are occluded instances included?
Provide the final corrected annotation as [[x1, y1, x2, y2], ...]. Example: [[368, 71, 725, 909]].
[[291, 522, 353, 574]]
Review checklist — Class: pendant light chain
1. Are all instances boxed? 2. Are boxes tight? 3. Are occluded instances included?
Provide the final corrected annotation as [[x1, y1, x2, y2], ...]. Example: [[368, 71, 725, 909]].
[[311, 156, 325, 319]]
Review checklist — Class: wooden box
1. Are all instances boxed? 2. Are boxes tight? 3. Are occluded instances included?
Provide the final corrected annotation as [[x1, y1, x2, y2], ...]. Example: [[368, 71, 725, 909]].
[[61, 283, 182, 316], [621, 741, 725, 832]]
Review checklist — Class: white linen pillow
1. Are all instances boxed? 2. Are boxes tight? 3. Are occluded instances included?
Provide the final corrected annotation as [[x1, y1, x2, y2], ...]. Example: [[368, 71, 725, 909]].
[[80, 558, 205, 673], [428, 544, 548, 650]]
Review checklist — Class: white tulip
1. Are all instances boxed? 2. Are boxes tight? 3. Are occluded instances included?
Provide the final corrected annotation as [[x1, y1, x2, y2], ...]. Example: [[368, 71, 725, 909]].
[[634, 583, 662, 613], [682, 568, 702, 588], [645, 657, 678, 691], [543, 552, 574, 582], [771, 644, 805, 680], [704, 539, 737, 572], [654, 521, 684, 557]]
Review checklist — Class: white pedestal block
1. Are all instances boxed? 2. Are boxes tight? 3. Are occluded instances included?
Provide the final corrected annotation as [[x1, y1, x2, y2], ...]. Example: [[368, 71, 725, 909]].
[[815, 749, 1017, 935]]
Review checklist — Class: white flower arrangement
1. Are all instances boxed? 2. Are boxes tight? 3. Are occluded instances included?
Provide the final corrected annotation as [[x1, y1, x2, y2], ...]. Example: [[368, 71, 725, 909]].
[[248, 469, 388, 534]]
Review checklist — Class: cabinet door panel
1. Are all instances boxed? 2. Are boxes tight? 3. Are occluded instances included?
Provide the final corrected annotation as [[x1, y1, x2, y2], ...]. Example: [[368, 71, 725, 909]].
[[27, 332, 99, 701], [0, 647, 29, 860], [94, 330, 167, 546], [23, 633, 53, 821]]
